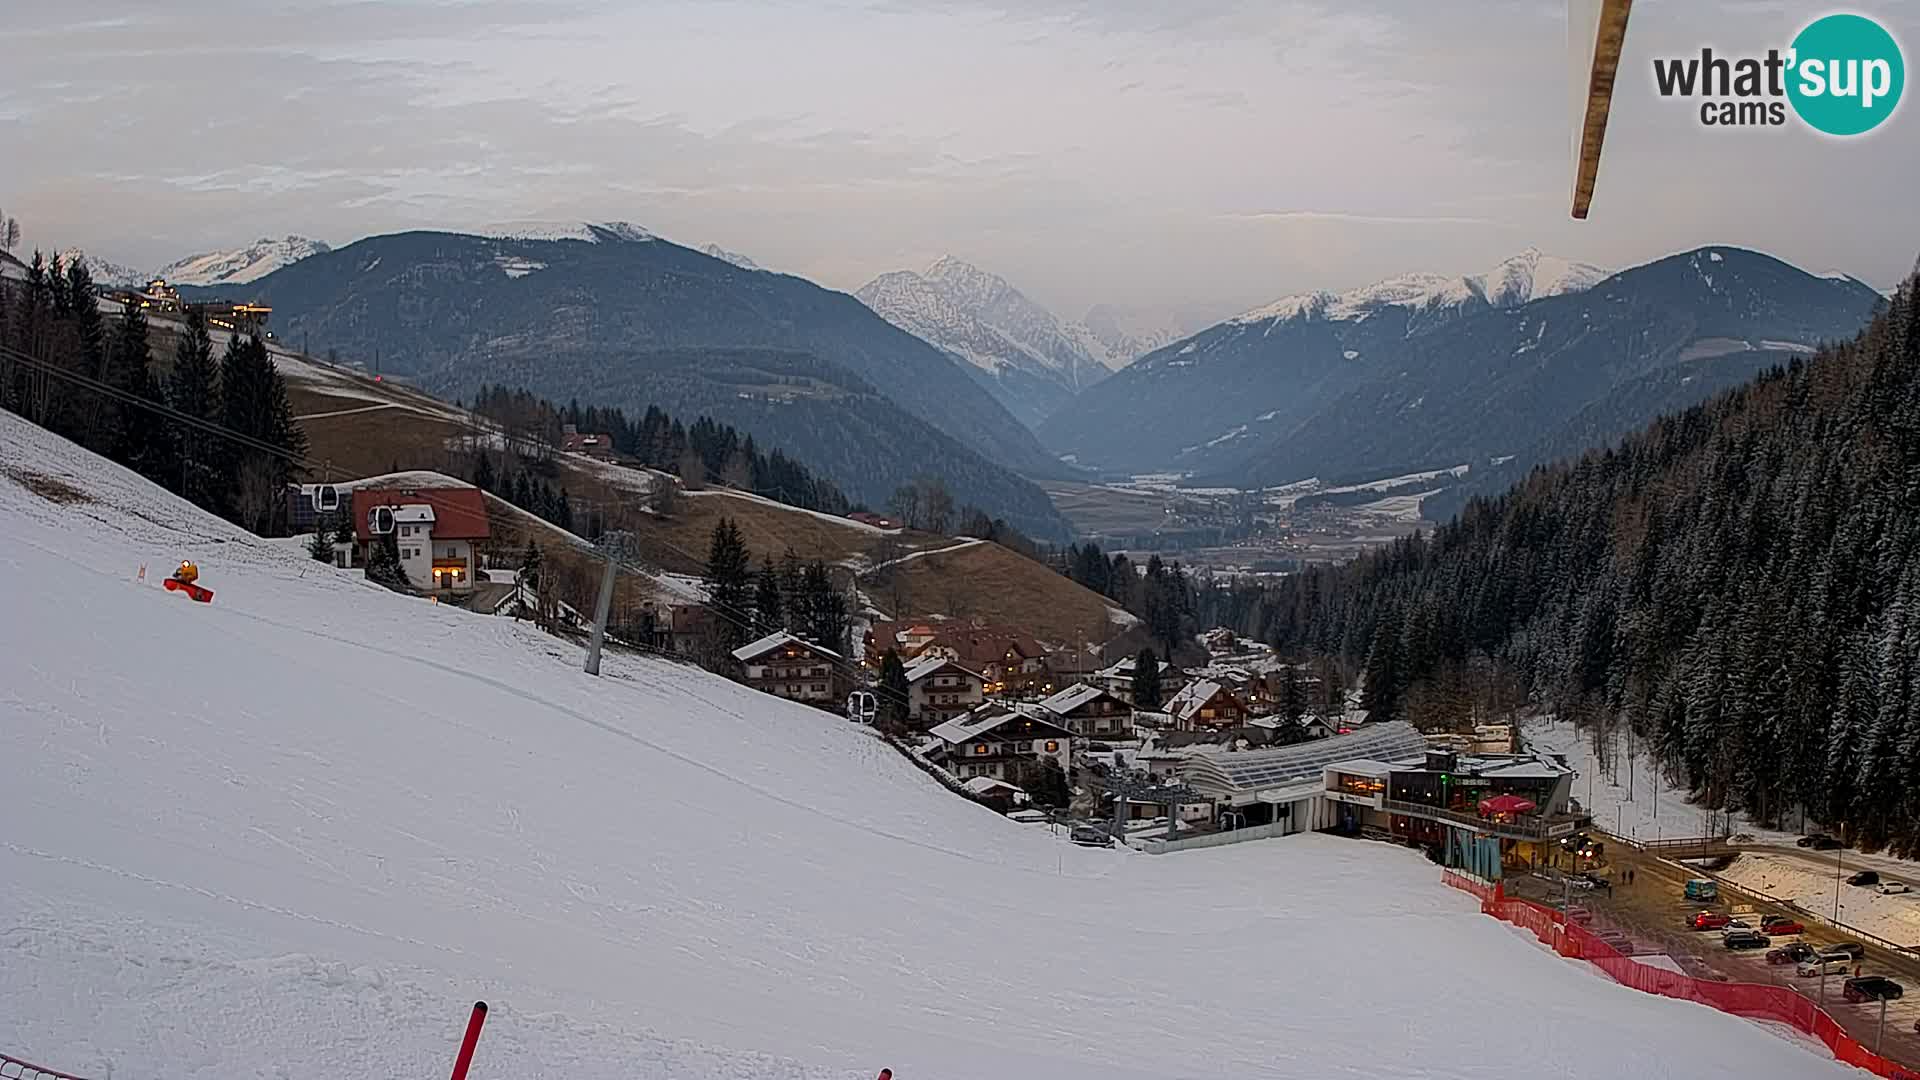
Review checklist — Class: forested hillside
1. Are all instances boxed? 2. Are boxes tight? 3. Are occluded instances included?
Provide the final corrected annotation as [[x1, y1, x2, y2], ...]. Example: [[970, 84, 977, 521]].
[[1265, 272, 1920, 855]]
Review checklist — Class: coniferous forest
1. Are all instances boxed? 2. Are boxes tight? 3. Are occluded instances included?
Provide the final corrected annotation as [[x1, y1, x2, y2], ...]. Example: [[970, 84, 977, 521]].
[[1263, 274, 1920, 854], [1, 253, 308, 535]]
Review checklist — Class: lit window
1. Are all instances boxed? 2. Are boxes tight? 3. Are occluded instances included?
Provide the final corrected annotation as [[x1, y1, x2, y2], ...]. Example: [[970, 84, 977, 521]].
[[1045, 740, 1059, 753], [974, 744, 990, 755]]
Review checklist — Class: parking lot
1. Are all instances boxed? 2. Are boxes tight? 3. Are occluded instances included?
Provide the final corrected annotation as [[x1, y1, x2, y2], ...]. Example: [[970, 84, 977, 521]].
[[1505, 845, 1920, 1068]]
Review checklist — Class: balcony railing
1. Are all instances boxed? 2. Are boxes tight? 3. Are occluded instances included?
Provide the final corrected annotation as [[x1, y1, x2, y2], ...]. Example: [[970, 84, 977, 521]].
[[1381, 798, 1587, 840]]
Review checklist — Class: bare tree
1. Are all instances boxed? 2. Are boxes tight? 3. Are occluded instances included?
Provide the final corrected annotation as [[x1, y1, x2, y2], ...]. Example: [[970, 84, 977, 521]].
[[678, 448, 708, 491], [234, 454, 282, 535], [918, 476, 954, 535], [888, 483, 921, 531], [0, 213, 19, 252], [722, 449, 752, 490], [648, 473, 680, 516]]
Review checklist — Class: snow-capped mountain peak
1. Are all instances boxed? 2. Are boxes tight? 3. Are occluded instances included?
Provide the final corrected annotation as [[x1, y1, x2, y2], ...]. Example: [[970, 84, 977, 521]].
[[702, 243, 761, 271], [1230, 250, 1607, 327], [158, 236, 331, 286], [56, 248, 149, 288]]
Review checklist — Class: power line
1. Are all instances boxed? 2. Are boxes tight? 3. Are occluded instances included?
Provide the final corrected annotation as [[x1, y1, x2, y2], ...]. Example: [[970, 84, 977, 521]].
[[0, 339, 901, 704]]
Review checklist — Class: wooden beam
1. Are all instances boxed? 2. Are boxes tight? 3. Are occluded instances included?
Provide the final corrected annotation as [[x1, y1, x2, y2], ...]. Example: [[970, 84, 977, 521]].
[[1572, 0, 1634, 219]]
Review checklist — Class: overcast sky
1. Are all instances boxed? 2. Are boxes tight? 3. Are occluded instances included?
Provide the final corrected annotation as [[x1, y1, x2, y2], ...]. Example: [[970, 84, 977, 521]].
[[5, 0, 1915, 326]]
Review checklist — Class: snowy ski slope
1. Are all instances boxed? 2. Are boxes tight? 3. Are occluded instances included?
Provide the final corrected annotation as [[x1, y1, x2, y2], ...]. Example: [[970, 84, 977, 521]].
[[0, 413, 1862, 1080]]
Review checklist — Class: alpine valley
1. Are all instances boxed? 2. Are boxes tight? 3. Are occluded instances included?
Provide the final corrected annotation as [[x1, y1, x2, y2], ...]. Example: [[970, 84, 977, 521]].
[[181, 226, 1076, 539], [1040, 248, 1883, 506]]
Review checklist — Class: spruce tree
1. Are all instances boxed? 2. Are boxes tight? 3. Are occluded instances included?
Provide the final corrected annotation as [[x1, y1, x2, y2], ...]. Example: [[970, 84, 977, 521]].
[[308, 524, 336, 562], [168, 306, 223, 512], [702, 517, 753, 650], [1132, 648, 1163, 710], [878, 648, 911, 735], [753, 553, 783, 634]]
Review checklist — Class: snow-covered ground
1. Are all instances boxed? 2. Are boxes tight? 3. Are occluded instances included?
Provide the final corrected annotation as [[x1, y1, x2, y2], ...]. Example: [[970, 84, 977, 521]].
[[0, 413, 1864, 1080], [1717, 852, 1920, 948], [1526, 717, 1729, 842]]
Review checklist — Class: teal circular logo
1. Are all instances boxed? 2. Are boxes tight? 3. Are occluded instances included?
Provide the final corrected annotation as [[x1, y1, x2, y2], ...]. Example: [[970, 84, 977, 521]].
[[1787, 14, 1904, 135]]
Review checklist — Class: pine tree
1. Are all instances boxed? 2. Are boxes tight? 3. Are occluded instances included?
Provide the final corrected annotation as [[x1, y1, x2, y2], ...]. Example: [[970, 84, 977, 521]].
[[878, 648, 911, 735], [473, 451, 495, 492], [753, 553, 783, 635], [1132, 648, 1163, 710], [105, 301, 179, 484], [802, 559, 848, 654], [308, 524, 336, 562], [364, 529, 409, 591], [779, 546, 805, 630], [702, 517, 753, 651], [168, 306, 223, 512], [1277, 663, 1305, 723]]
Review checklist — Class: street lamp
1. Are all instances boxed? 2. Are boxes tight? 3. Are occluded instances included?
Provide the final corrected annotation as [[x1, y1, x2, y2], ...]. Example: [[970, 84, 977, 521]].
[[1833, 840, 1845, 923]]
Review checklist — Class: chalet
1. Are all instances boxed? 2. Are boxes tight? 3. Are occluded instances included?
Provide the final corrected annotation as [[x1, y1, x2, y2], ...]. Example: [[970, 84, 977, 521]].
[[1094, 655, 1187, 705], [927, 705, 1074, 782], [904, 656, 986, 728], [732, 631, 851, 707], [1165, 679, 1248, 731], [561, 424, 617, 460], [910, 625, 1049, 694], [1036, 682, 1133, 739], [351, 485, 490, 592]]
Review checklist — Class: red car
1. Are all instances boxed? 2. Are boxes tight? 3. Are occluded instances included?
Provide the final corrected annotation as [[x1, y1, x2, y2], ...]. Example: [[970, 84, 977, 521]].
[[1761, 916, 1805, 936], [1689, 911, 1732, 931]]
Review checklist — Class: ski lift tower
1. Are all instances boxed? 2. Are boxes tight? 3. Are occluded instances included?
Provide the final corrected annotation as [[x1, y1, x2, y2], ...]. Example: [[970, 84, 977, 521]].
[[1106, 773, 1207, 843], [584, 530, 637, 676]]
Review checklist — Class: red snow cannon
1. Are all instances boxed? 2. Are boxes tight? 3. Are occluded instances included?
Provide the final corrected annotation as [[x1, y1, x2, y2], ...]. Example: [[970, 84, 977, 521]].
[[163, 560, 214, 603]]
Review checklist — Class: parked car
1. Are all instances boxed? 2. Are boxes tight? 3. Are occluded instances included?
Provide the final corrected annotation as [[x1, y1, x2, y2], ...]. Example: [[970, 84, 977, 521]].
[[1689, 911, 1732, 931], [1720, 918, 1757, 937], [1877, 881, 1910, 895], [1799, 833, 1839, 849], [1799, 956, 1855, 978], [1068, 823, 1114, 848], [1768, 942, 1819, 966], [1843, 976, 1904, 1003], [1761, 916, 1806, 935], [1725, 930, 1771, 950], [1822, 942, 1868, 961], [1567, 873, 1601, 891], [1565, 906, 1595, 925], [1848, 870, 1881, 887]]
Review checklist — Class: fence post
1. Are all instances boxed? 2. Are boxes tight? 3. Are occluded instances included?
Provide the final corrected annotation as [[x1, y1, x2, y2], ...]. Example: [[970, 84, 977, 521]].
[[450, 1001, 489, 1080]]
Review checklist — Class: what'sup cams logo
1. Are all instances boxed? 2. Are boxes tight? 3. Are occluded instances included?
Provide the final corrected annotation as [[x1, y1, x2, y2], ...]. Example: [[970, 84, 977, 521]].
[[1653, 12, 1904, 134]]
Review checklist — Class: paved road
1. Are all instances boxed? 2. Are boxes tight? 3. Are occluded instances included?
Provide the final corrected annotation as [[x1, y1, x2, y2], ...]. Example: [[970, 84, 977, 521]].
[[1514, 843, 1920, 1068]]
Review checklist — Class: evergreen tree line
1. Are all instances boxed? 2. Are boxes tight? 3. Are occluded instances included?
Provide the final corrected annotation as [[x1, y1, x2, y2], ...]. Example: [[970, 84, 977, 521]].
[[0, 253, 307, 535], [469, 450, 582, 537], [468, 383, 851, 515], [1060, 542, 1197, 658], [1261, 278, 1920, 854], [699, 516, 851, 668]]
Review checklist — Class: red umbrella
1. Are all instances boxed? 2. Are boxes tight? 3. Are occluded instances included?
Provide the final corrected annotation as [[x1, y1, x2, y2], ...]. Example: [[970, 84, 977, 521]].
[[1479, 794, 1537, 816]]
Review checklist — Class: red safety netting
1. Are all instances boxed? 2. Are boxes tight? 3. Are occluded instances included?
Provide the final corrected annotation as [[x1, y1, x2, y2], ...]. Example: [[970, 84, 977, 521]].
[[1444, 874, 1920, 1080]]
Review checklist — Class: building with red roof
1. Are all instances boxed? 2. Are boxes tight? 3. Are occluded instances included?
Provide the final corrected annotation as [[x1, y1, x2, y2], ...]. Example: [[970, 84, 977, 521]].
[[351, 484, 491, 592]]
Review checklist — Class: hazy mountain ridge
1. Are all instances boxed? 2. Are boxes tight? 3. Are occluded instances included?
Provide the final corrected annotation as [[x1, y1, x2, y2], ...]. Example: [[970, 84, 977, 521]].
[[1040, 247, 1880, 492]]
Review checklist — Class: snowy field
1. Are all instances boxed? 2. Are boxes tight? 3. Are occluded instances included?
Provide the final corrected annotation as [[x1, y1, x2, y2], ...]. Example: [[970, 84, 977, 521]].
[[0, 414, 1864, 1080]]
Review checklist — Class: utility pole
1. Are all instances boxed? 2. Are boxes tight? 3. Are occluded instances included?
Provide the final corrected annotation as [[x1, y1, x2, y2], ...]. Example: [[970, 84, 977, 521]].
[[584, 530, 633, 676]]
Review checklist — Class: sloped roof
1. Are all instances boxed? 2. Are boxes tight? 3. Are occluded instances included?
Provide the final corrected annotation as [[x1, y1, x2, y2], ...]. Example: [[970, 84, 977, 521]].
[[1166, 679, 1228, 724], [1180, 721, 1428, 796], [1038, 682, 1113, 715], [730, 630, 845, 664], [904, 656, 983, 684], [929, 705, 1072, 746]]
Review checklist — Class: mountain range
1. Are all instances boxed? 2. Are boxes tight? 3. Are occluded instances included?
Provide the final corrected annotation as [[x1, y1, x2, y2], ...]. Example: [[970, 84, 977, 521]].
[[57, 236, 331, 288], [856, 256, 1180, 427], [1040, 248, 1882, 499], [181, 225, 1074, 538]]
